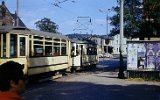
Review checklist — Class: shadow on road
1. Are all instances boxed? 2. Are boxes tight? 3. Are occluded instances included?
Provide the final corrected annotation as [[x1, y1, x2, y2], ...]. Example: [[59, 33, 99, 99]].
[[22, 80, 160, 100]]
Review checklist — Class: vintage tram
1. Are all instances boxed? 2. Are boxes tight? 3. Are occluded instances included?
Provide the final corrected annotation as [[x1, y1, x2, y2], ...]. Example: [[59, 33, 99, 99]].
[[0, 26, 98, 78], [0, 26, 71, 77], [70, 39, 98, 71]]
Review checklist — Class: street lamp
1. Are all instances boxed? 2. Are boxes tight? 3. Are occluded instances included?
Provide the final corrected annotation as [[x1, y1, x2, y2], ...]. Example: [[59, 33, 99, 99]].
[[118, 0, 125, 79]]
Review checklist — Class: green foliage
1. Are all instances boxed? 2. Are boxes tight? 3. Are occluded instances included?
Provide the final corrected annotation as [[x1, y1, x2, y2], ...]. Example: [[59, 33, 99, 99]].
[[142, 0, 160, 38], [110, 0, 142, 38], [110, 0, 160, 39], [35, 17, 58, 33]]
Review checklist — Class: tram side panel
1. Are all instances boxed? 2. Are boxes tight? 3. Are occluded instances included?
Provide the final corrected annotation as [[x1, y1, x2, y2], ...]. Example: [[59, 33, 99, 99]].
[[28, 56, 69, 75]]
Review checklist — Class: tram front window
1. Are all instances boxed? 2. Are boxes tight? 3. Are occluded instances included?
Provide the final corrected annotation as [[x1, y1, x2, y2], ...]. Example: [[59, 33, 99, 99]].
[[10, 34, 17, 57], [20, 37, 26, 56]]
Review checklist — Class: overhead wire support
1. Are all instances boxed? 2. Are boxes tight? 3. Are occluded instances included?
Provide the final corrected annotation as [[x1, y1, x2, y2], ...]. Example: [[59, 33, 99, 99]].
[[16, 0, 19, 27]]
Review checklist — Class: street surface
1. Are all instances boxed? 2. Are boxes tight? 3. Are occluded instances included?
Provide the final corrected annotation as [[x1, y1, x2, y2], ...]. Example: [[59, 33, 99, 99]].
[[22, 58, 160, 100]]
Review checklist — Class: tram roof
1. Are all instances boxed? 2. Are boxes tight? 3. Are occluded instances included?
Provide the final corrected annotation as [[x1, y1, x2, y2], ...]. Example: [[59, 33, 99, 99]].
[[29, 29, 69, 40], [71, 38, 97, 45], [71, 39, 87, 44], [0, 26, 69, 40]]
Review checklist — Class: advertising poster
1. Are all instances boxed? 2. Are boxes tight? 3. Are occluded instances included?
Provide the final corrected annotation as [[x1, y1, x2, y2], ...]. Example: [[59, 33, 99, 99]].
[[137, 43, 146, 69], [155, 43, 160, 70], [146, 43, 156, 69], [127, 43, 138, 70]]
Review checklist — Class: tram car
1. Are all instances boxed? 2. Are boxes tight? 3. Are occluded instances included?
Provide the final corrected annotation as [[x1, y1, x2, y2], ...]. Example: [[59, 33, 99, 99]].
[[0, 26, 98, 78], [0, 26, 71, 77], [70, 39, 98, 72]]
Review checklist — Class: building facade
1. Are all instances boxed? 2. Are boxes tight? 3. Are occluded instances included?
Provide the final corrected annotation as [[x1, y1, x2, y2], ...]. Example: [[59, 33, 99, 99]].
[[0, 1, 25, 27], [111, 34, 128, 55]]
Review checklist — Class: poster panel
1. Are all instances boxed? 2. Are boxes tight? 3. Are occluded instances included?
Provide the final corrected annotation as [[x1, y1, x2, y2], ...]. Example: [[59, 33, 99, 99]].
[[127, 43, 138, 70], [137, 43, 146, 69], [146, 43, 156, 69]]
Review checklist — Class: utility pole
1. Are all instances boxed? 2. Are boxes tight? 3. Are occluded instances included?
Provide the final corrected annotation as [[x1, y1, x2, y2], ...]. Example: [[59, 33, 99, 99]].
[[99, 9, 110, 56], [99, 9, 110, 36], [118, 0, 125, 79], [16, 0, 19, 27], [106, 12, 108, 36]]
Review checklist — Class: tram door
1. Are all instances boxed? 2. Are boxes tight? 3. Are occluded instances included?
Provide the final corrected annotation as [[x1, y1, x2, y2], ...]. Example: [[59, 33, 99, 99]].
[[18, 35, 28, 57]]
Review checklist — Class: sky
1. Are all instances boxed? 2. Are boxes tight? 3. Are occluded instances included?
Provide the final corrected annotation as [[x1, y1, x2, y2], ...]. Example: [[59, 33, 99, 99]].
[[4, 0, 117, 35]]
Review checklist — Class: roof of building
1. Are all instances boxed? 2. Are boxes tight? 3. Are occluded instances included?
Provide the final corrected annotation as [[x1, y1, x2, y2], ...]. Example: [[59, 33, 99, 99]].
[[10, 13, 26, 27], [0, 1, 26, 27]]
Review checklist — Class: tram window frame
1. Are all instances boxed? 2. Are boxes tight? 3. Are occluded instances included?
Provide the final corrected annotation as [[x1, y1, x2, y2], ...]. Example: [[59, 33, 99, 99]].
[[94, 48, 97, 55], [33, 35, 44, 57], [71, 46, 75, 57], [34, 45, 43, 56], [45, 46, 52, 56], [19, 37, 26, 56], [45, 37, 52, 41], [61, 39, 66, 42], [10, 34, 17, 57], [87, 48, 91, 55], [0, 34, 1, 57], [76, 45, 80, 56], [34, 36, 43, 40], [3, 34, 6, 57], [54, 38, 60, 42], [53, 43, 60, 56], [61, 43, 66, 56], [34, 41, 43, 45]]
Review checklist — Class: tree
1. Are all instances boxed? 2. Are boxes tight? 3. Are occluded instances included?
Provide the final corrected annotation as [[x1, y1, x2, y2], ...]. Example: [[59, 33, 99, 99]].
[[110, 0, 160, 39], [110, 0, 142, 38], [142, 0, 160, 39], [35, 17, 58, 33]]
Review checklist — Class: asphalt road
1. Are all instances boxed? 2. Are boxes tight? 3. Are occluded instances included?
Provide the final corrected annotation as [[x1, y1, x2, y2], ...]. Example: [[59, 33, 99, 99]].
[[22, 58, 160, 100]]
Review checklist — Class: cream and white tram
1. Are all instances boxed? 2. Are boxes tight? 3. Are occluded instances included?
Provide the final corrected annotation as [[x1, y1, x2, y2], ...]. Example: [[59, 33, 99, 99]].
[[70, 39, 98, 71], [0, 26, 71, 77]]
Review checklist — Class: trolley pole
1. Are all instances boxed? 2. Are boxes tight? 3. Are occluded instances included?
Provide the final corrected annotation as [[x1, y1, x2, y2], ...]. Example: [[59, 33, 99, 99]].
[[118, 0, 125, 79]]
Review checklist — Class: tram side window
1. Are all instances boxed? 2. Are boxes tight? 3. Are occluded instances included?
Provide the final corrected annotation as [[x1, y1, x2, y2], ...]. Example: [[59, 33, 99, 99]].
[[20, 37, 26, 56], [10, 34, 17, 57], [3, 34, 6, 57], [71, 46, 75, 57], [0, 34, 2, 57], [34, 45, 43, 56], [45, 46, 52, 56], [76, 45, 79, 55], [53, 43, 60, 56], [87, 48, 92, 55], [61, 43, 66, 55], [94, 48, 97, 55]]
